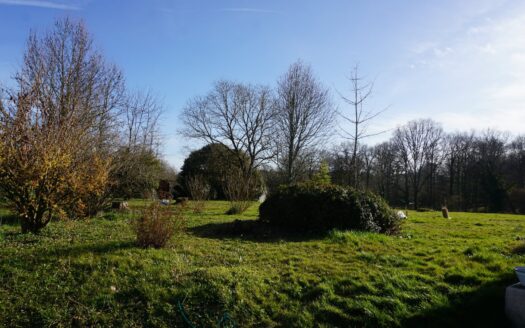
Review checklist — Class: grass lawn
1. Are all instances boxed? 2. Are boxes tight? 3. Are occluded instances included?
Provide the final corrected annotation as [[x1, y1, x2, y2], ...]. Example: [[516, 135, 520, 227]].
[[1, 200, 524, 327]]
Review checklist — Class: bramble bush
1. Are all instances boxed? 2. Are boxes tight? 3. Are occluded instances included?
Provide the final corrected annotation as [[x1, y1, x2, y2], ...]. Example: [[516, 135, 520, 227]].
[[259, 184, 400, 234]]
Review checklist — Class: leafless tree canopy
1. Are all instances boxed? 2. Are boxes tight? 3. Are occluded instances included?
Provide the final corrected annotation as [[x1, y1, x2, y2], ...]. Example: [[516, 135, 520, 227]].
[[12, 18, 125, 151], [275, 60, 335, 184], [181, 80, 276, 177], [122, 90, 162, 153], [393, 119, 443, 209], [339, 65, 387, 188]]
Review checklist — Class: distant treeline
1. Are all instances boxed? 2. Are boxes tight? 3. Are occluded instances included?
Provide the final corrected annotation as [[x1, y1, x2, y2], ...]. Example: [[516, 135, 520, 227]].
[[323, 124, 525, 213]]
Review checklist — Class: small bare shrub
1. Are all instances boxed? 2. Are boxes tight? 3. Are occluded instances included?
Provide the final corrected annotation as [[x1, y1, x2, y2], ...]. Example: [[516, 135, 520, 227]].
[[132, 203, 185, 248], [175, 197, 189, 206], [226, 201, 253, 215], [223, 171, 255, 215], [186, 175, 210, 213]]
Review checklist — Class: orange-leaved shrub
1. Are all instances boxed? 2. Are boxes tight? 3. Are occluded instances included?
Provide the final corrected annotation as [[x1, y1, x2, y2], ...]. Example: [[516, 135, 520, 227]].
[[132, 202, 185, 248], [0, 19, 123, 233]]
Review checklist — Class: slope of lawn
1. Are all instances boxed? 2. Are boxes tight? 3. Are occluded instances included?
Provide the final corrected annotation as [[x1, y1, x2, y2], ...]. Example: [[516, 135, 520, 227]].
[[1, 200, 524, 327]]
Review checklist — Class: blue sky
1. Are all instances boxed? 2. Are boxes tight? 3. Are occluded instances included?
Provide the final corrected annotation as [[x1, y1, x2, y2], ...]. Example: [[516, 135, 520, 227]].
[[1, 0, 524, 168]]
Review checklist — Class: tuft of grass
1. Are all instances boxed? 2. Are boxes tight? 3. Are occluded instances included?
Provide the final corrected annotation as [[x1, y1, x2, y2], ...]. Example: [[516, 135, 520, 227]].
[[226, 200, 253, 215], [0, 203, 523, 326]]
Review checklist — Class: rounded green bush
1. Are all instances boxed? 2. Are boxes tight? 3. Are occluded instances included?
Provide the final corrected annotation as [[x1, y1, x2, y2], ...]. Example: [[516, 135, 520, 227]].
[[259, 184, 400, 234]]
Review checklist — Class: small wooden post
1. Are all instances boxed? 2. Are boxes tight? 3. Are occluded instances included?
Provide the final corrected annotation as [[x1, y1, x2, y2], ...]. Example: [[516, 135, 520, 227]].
[[441, 206, 449, 219]]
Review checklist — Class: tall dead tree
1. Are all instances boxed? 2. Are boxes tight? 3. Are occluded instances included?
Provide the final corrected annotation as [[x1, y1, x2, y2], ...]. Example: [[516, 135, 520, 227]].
[[339, 65, 387, 189], [275, 60, 335, 184]]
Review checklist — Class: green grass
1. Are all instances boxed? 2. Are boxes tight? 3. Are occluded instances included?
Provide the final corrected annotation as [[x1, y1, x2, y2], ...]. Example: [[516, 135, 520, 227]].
[[1, 201, 524, 327]]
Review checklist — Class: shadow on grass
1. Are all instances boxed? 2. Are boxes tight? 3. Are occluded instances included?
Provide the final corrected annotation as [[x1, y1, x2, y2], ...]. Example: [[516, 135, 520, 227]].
[[402, 272, 515, 328], [41, 240, 137, 258], [189, 219, 325, 242], [512, 243, 525, 255], [1, 230, 137, 258], [0, 213, 19, 226]]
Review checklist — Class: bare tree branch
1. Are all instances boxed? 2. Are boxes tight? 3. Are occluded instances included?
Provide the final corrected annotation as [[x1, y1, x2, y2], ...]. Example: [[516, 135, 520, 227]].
[[274, 60, 335, 184], [180, 80, 277, 189], [337, 65, 388, 188]]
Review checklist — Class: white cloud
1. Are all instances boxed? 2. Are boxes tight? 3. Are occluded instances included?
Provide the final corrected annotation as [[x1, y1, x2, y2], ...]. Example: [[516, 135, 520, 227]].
[[0, 0, 80, 10], [433, 47, 453, 58], [478, 43, 496, 54], [411, 41, 438, 55]]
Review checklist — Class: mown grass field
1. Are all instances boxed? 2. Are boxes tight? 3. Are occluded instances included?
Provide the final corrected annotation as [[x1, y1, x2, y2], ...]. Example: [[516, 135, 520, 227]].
[[1, 200, 524, 327]]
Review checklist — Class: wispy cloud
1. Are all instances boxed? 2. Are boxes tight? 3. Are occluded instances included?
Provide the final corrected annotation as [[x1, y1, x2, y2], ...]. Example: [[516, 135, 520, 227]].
[[402, 2, 525, 135], [0, 0, 80, 10], [219, 7, 280, 14]]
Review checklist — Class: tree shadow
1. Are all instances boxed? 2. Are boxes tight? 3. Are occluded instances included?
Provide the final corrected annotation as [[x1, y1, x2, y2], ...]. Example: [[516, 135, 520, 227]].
[[0, 238, 137, 266], [401, 272, 515, 328], [0, 213, 19, 226], [188, 219, 325, 242], [511, 243, 525, 255], [40, 240, 137, 258]]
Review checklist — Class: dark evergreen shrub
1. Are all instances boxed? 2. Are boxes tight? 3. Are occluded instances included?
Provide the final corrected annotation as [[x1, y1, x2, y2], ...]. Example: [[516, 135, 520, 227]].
[[259, 184, 400, 234]]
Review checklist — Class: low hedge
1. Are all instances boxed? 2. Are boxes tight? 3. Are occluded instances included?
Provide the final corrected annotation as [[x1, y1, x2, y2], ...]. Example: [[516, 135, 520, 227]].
[[259, 184, 400, 234]]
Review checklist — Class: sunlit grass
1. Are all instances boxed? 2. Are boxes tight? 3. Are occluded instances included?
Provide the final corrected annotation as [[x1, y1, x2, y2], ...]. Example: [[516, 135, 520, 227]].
[[0, 201, 523, 327]]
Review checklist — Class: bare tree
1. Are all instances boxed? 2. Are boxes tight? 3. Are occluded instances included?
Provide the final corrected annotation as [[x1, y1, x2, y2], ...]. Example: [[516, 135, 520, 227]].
[[393, 119, 443, 209], [444, 132, 475, 209], [508, 135, 525, 189], [474, 130, 509, 212], [0, 18, 125, 232], [371, 141, 399, 202], [328, 142, 353, 186], [359, 145, 375, 190], [339, 65, 387, 188], [122, 90, 163, 153], [275, 60, 335, 184], [186, 175, 210, 213], [223, 169, 258, 214], [16, 19, 124, 150], [181, 81, 276, 188], [110, 90, 164, 199]]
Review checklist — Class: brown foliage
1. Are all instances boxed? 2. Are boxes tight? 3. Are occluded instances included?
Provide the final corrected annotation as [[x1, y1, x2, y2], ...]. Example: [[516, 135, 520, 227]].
[[0, 19, 124, 232], [132, 203, 185, 248]]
